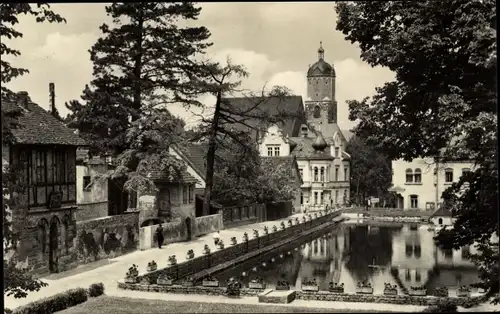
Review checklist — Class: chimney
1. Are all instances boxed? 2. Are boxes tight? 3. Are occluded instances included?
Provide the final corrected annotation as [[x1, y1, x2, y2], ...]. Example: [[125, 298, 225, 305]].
[[16, 91, 30, 109], [301, 125, 308, 137], [49, 82, 56, 115]]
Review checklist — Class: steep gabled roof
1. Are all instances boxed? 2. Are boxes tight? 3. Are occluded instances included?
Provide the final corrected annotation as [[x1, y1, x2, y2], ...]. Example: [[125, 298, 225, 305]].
[[3, 97, 86, 146], [221, 96, 306, 141], [431, 205, 454, 218], [147, 170, 199, 184], [172, 143, 207, 181]]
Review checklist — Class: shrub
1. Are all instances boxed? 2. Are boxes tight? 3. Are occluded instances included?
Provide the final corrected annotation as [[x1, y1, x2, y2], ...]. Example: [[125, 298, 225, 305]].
[[12, 287, 88, 314], [88, 282, 105, 297], [422, 300, 457, 313], [5, 308, 13, 314]]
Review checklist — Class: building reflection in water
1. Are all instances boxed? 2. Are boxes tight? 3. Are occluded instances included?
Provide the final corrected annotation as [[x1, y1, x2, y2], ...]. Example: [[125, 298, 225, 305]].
[[215, 223, 479, 293]]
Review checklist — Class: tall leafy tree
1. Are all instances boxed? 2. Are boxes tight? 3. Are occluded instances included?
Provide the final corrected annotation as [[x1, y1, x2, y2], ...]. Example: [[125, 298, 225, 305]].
[[1, 3, 65, 299], [346, 135, 392, 206], [335, 0, 497, 301], [189, 59, 301, 215], [66, 2, 211, 194]]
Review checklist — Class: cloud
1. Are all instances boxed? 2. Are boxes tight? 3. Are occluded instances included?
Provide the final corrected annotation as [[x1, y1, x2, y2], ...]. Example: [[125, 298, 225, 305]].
[[31, 32, 96, 65]]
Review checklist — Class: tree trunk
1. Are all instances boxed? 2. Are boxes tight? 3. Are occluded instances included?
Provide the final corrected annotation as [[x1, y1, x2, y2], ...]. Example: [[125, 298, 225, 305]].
[[203, 91, 222, 216]]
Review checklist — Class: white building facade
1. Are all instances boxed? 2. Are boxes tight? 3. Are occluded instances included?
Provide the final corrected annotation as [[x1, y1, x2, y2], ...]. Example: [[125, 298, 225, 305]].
[[390, 157, 475, 211]]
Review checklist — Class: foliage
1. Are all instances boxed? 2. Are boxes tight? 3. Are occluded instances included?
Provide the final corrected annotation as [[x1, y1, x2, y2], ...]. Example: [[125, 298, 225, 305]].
[[422, 300, 457, 313], [346, 135, 392, 205], [12, 287, 88, 314], [1, 3, 65, 299], [88, 283, 105, 298], [188, 59, 301, 214], [66, 2, 211, 195], [336, 0, 498, 301]]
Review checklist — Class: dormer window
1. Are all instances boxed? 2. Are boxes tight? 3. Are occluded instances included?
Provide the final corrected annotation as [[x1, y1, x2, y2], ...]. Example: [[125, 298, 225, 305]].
[[334, 147, 339, 158]]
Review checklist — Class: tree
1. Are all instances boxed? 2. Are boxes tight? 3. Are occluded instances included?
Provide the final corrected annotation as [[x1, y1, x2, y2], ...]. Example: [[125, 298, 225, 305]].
[[335, 0, 498, 301], [1, 3, 65, 299], [188, 59, 301, 215], [346, 135, 392, 206], [66, 2, 211, 195], [211, 139, 300, 206]]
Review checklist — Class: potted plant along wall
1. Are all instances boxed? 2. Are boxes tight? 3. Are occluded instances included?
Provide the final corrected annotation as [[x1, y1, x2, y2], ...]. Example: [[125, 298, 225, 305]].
[[203, 244, 211, 255], [253, 229, 259, 239], [302, 216, 307, 223], [272, 225, 278, 232], [230, 237, 238, 245], [157, 274, 174, 286], [227, 277, 242, 297], [242, 232, 249, 242], [124, 264, 139, 284], [186, 249, 195, 260], [202, 275, 219, 287], [329, 282, 344, 293], [217, 240, 225, 250], [432, 287, 449, 297], [147, 260, 157, 272], [249, 277, 266, 289], [280, 221, 286, 230], [287, 219, 293, 227], [276, 280, 290, 291], [457, 285, 471, 298], [183, 276, 195, 287], [356, 282, 373, 294], [295, 217, 300, 225], [302, 278, 319, 292], [168, 255, 177, 266], [409, 285, 427, 296], [263, 226, 269, 235], [383, 283, 398, 296]]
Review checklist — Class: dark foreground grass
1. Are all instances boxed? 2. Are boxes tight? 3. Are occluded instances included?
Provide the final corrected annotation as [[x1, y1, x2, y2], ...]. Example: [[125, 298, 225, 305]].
[[57, 296, 390, 313]]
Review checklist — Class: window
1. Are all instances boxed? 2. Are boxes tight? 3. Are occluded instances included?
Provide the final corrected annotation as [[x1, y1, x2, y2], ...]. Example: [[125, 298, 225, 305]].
[[320, 192, 324, 204], [188, 185, 194, 204], [314, 192, 318, 205], [461, 245, 470, 259], [335, 166, 339, 181], [414, 245, 421, 258], [182, 185, 188, 204], [313, 105, 321, 118], [410, 195, 418, 209], [267, 146, 273, 156], [405, 269, 411, 281], [445, 168, 453, 183], [414, 168, 422, 183], [54, 150, 66, 183], [300, 192, 303, 205], [36, 150, 45, 184], [320, 167, 325, 181], [299, 169, 303, 180], [405, 243, 413, 257], [274, 146, 280, 157], [344, 167, 348, 181], [405, 169, 413, 183], [83, 176, 91, 191], [444, 249, 453, 260], [461, 168, 471, 180], [334, 147, 339, 158], [415, 270, 421, 282], [335, 190, 338, 204], [314, 167, 319, 182], [438, 218, 443, 225]]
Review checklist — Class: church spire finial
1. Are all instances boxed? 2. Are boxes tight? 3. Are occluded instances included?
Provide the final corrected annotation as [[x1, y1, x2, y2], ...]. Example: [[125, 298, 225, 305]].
[[318, 41, 324, 60]]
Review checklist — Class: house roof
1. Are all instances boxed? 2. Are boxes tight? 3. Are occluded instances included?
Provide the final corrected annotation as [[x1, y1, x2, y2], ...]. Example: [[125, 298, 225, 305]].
[[261, 155, 303, 184], [289, 136, 334, 160], [2, 96, 86, 146], [173, 143, 207, 180], [221, 96, 305, 141], [147, 170, 199, 184], [342, 129, 354, 142], [431, 205, 454, 218]]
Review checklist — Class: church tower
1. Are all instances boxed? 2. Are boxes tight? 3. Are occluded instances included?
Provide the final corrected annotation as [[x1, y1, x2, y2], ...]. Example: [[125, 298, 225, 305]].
[[305, 42, 338, 131]]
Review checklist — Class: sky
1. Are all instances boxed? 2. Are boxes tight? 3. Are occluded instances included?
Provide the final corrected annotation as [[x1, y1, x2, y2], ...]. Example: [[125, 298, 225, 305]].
[[5, 2, 394, 131]]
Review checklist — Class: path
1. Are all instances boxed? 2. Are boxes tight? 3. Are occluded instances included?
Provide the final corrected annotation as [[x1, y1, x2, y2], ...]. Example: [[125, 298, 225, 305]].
[[5, 213, 306, 310]]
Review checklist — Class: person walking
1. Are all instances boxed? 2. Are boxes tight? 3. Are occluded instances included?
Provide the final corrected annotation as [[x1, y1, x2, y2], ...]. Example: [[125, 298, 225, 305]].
[[156, 224, 164, 249]]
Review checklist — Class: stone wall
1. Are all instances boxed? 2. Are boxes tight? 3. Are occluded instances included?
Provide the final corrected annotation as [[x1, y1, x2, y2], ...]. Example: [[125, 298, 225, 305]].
[[75, 211, 139, 264], [139, 219, 185, 250], [222, 203, 266, 229], [195, 214, 223, 237], [75, 201, 108, 221], [126, 210, 341, 284], [116, 282, 480, 307]]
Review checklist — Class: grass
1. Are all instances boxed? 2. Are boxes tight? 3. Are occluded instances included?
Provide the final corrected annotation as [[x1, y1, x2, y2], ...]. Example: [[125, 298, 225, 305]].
[[58, 296, 389, 313]]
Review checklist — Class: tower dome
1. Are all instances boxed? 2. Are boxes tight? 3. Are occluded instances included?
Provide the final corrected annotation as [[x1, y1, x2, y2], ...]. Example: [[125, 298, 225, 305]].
[[307, 41, 335, 77], [312, 132, 328, 151]]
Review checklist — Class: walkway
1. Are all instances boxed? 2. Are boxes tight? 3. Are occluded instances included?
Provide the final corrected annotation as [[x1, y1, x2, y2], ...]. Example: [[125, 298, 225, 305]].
[[5, 213, 307, 310]]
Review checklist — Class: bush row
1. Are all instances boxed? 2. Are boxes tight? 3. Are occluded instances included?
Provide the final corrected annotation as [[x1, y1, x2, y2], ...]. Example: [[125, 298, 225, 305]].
[[9, 282, 105, 314]]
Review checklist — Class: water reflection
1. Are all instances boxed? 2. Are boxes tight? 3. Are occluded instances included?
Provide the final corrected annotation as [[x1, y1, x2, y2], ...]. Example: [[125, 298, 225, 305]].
[[215, 223, 479, 294]]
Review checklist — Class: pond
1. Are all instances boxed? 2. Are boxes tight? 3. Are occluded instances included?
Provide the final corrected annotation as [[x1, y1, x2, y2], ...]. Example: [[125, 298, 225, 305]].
[[212, 222, 480, 294]]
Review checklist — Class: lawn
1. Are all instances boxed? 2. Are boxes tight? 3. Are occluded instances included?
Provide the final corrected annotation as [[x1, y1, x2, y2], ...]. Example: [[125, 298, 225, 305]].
[[58, 296, 388, 313]]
